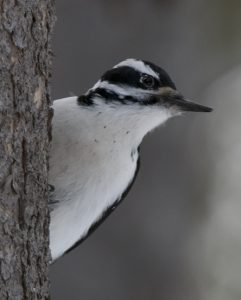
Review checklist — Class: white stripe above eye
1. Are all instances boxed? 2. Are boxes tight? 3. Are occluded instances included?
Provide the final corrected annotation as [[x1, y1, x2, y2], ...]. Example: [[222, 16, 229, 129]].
[[114, 58, 159, 80]]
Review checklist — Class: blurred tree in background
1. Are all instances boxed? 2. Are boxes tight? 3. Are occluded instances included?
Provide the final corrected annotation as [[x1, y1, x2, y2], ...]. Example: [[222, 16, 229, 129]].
[[191, 66, 241, 300], [51, 1, 241, 299]]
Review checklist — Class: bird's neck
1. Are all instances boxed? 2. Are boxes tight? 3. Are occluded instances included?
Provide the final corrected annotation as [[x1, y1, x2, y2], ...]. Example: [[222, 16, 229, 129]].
[[79, 101, 171, 151]]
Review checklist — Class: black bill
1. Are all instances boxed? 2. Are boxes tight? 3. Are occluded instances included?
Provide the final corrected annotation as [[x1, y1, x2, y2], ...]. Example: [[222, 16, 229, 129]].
[[171, 96, 212, 112], [160, 92, 212, 112]]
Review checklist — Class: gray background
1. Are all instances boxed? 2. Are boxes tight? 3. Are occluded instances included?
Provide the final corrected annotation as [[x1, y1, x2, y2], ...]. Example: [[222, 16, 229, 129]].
[[50, 1, 241, 299]]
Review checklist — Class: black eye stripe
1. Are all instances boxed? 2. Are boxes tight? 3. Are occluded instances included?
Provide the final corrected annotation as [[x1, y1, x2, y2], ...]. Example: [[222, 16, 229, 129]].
[[101, 66, 160, 90], [101, 63, 176, 91], [101, 66, 143, 89]]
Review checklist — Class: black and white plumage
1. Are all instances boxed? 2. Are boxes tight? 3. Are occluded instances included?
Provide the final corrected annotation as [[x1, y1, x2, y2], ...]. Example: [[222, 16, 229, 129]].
[[49, 58, 212, 261]]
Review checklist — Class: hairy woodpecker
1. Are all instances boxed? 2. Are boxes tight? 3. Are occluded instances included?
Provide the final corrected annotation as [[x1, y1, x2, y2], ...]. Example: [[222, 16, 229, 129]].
[[49, 58, 212, 261]]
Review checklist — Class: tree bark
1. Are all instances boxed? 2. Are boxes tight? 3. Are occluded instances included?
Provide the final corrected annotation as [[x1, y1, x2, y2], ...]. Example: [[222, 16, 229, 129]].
[[0, 1, 55, 299]]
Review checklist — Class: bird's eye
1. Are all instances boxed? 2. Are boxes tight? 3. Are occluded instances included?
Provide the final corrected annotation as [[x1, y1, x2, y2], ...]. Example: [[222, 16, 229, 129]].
[[140, 74, 155, 89]]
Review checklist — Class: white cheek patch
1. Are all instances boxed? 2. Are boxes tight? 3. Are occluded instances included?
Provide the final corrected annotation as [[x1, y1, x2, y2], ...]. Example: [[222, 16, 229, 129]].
[[114, 59, 159, 80]]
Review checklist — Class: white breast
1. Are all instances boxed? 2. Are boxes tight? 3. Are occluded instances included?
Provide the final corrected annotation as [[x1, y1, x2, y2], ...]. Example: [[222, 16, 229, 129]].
[[49, 96, 171, 260]]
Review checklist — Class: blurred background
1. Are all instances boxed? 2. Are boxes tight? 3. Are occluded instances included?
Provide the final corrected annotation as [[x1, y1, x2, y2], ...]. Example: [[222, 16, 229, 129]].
[[50, 1, 241, 299]]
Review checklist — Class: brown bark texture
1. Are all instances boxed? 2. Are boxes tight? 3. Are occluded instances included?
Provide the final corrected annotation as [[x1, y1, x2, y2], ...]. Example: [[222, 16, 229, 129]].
[[0, 0, 55, 299]]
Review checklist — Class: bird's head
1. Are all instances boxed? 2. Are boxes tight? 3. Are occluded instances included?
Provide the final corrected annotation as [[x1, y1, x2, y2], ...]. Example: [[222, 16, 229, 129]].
[[82, 58, 211, 112], [78, 59, 212, 139]]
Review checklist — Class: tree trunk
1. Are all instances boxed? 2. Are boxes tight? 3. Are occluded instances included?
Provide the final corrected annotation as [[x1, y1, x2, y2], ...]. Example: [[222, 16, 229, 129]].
[[0, 1, 55, 299]]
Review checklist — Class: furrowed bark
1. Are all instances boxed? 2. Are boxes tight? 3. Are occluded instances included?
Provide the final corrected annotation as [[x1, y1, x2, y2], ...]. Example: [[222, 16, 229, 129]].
[[0, 1, 55, 299]]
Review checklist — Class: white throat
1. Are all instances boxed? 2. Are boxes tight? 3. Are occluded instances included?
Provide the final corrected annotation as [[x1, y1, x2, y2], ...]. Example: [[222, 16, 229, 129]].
[[83, 97, 173, 146]]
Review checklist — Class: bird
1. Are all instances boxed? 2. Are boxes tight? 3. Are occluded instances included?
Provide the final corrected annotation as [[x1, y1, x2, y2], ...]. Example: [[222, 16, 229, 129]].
[[49, 58, 212, 261]]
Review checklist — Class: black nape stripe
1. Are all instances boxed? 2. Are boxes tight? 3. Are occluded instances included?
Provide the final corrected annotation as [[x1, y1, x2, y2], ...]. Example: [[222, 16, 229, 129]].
[[65, 148, 141, 255], [77, 95, 94, 106]]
